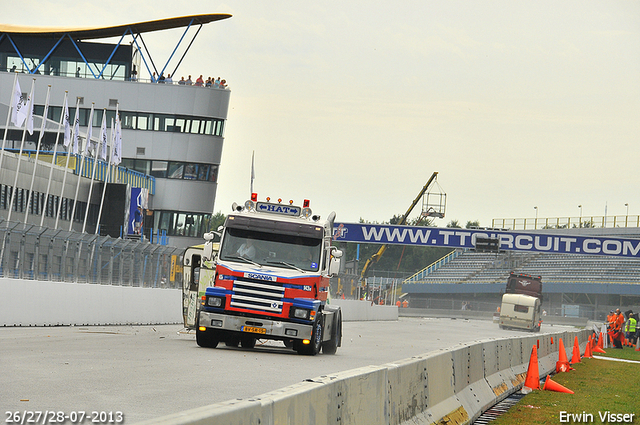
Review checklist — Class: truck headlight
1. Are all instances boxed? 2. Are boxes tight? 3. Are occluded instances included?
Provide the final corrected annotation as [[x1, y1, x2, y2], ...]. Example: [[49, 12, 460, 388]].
[[207, 297, 224, 308], [291, 308, 310, 320]]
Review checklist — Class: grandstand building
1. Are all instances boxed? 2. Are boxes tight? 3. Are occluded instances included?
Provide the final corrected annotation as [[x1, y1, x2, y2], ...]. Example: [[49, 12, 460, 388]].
[[0, 14, 231, 248], [402, 226, 640, 321]]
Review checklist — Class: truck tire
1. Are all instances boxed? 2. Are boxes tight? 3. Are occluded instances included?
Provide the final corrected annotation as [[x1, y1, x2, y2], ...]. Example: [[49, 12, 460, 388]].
[[241, 337, 256, 349], [225, 337, 240, 347], [322, 311, 342, 355], [297, 317, 323, 356], [196, 328, 220, 348]]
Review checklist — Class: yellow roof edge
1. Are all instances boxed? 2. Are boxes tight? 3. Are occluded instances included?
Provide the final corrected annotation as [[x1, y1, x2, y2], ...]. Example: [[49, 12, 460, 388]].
[[0, 13, 232, 39]]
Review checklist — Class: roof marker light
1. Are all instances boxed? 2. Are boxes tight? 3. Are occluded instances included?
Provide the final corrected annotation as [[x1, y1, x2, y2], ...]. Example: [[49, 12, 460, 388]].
[[278, 198, 282, 203], [266, 197, 271, 202], [303, 199, 310, 208], [251, 193, 258, 201]]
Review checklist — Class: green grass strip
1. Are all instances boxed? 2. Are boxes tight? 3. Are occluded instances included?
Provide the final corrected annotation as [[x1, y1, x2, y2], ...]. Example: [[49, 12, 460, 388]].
[[490, 346, 640, 425]]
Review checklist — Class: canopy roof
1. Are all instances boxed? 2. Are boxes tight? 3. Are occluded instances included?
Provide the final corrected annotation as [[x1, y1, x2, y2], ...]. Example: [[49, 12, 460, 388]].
[[0, 14, 232, 40]]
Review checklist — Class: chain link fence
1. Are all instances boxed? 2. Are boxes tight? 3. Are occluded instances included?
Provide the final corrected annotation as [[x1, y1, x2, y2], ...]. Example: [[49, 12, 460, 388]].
[[0, 219, 184, 288]]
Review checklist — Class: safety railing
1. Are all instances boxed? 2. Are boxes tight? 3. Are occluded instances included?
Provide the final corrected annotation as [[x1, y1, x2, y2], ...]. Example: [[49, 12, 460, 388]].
[[11, 150, 156, 195], [492, 215, 640, 230], [0, 218, 183, 288], [403, 249, 461, 284]]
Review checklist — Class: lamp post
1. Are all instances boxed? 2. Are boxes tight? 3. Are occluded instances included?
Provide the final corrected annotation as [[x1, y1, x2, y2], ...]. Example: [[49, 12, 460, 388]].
[[578, 205, 582, 228], [534, 206, 538, 229], [625, 203, 629, 227]]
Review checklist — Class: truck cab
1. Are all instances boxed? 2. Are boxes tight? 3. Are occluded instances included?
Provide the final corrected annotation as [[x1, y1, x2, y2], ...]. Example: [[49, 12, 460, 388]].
[[195, 194, 343, 355]]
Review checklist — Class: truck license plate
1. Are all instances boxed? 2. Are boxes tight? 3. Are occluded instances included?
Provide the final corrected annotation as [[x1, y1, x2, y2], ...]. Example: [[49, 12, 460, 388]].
[[242, 325, 266, 334]]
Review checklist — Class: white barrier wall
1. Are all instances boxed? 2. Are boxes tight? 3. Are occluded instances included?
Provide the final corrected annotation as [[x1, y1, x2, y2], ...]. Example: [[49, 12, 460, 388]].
[[0, 278, 182, 326], [137, 329, 590, 425], [0, 280, 395, 326], [331, 299, 398, 321]]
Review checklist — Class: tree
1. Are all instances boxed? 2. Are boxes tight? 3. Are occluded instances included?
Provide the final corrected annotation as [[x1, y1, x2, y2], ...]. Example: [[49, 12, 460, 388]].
[[465, 220, 481, 228], [446, 219, 461, 228], [209, 211, 226, 235]]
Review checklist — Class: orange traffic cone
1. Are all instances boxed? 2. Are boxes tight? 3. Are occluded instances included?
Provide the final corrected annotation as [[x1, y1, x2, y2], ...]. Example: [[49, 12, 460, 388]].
[[556, 338, 571, 373], [524, 345, 540, 390], [543, 375, 574, 394], [597, 333, 604, 350], [593, 345, 606, 354], [571, 336, 581, 364], [583, 336, 593, 358]]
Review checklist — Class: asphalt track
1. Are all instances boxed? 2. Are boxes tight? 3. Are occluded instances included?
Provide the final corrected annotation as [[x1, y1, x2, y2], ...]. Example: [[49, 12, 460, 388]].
[[2, 318, 573, 424]]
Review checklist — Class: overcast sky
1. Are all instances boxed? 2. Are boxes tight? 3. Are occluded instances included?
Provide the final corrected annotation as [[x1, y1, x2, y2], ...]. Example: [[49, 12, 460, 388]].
[[6, 1, 640, 227]]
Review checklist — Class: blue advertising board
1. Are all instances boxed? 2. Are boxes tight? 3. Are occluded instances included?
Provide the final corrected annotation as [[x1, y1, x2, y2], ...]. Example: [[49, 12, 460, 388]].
[[332, 222, 640, 258]]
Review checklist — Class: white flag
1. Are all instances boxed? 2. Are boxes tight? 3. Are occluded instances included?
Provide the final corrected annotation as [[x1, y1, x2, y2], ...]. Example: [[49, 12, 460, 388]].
[[25, 86, 34, 136], [14, 82, 30, 128], [10, 78, 24, 127], [112, 113, 122, 165], [72, 102, 80, 154], [99, 111, 107, 161], [63, 97, 71, 147], [84, 106, 94, 156], [39, 89, 50, 136]]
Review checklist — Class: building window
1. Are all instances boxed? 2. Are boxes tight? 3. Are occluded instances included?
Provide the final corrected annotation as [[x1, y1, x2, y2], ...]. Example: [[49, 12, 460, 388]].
[[155, 210, 212, 238], [151, 161, 168, 178], [167, 162, 184, 179]]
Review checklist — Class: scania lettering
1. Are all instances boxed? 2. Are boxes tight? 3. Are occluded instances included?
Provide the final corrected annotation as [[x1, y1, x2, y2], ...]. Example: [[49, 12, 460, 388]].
[[499, 272, 543, 332], [194, 194, 343, 355]]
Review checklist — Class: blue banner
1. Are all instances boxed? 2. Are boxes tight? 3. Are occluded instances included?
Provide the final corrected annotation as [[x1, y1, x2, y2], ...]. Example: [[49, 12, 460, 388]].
[[332, 222, 640, 258]]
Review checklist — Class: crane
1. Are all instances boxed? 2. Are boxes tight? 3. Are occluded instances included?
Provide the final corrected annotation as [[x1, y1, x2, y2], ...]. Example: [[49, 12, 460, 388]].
[[358, 171, 443, 283]]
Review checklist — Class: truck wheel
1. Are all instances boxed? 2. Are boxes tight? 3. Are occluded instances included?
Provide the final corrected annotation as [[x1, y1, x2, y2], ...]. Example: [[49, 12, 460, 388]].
[[225, 337, 240, 347], [297, 318, 323, 356], [322, 311, 342, 355], [196, 328, 219, 348], [241, 337, 256, 349]]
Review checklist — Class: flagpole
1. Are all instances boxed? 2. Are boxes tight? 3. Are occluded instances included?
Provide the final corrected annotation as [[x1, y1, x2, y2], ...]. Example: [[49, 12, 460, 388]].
[[0, 72, 19, 175], [96, 105, 118, 235], [82, 108, 106, 233], [24, 85, 51, 227], [70, 103, 94, 232], [7, 78, 35, 224], [52, 95, 74, 229]]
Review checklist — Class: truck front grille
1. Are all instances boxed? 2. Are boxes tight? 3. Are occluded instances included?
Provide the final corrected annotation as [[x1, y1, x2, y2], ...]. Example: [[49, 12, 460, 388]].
[[231, 279, 284, 313]]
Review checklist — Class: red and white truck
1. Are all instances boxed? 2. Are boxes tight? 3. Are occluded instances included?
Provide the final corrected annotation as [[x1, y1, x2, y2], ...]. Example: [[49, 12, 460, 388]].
[[192, 194, 343, 355]]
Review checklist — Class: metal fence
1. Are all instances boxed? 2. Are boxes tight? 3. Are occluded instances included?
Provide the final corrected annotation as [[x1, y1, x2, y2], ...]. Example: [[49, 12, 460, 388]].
[[0, 218, 184, 288]]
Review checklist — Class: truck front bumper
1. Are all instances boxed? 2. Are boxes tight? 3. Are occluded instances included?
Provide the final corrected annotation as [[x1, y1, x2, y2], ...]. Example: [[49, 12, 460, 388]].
[[198, 310, 313, 340]]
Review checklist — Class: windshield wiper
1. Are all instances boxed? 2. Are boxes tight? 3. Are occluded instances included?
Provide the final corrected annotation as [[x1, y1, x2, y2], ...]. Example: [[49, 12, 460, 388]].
[[225, 255, 261, 267], [265, 260, 305, 272]]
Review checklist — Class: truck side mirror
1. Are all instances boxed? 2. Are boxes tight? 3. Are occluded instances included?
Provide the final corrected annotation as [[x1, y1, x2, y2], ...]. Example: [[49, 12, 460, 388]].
[[203, 240, 213, 261], [328, 248, 343, 276]]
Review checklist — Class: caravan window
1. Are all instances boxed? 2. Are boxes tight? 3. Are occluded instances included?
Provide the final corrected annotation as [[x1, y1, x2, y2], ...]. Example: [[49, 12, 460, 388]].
[[514, 304, 529, 313]]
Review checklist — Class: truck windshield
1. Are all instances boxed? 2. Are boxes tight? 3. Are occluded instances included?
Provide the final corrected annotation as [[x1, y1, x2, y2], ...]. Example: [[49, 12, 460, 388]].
[[219, 227, 322, 272]]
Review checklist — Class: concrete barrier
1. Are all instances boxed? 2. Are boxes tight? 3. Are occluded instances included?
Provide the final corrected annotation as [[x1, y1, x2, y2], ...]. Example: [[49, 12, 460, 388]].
[[136, 328, 589, 425], [0, 280, 396, 326], [0, 278, 182, 326], [331, 299, 398, 321]]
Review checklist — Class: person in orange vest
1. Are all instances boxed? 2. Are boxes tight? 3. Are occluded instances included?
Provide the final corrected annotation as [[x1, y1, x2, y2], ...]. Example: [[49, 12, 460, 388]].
[[613, 309, 625, 349], [396, 300, 401, 307], [402, 299, 408, 308], [606, 310, 615, 345]]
